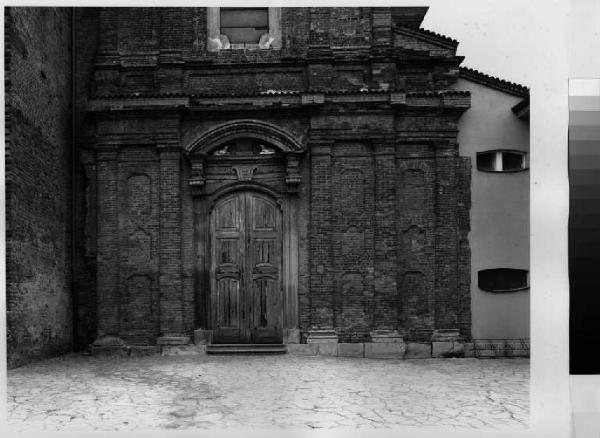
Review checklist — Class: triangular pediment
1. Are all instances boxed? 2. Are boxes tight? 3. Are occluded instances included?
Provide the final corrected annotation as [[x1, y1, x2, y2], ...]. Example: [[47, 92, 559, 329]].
[[394, 26, 459, 57]]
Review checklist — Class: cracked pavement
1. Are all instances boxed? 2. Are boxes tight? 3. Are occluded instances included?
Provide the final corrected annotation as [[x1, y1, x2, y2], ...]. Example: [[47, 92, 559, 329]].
[[6, 353, 529, 432]]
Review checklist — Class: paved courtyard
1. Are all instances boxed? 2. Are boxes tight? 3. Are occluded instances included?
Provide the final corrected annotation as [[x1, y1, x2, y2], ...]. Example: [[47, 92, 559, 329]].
[[7, 353, 529, 433]]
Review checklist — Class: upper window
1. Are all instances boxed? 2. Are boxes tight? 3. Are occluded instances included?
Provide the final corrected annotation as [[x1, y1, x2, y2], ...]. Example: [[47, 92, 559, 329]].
[[207, 7, 282, 52], [478, 268, 529, 293], [476, 150, 527, 172], [220, 8, 268, 45]]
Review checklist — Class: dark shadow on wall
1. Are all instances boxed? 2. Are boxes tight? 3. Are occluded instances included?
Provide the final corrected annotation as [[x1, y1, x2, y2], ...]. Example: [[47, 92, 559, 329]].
[[5, 7, 76, 368]]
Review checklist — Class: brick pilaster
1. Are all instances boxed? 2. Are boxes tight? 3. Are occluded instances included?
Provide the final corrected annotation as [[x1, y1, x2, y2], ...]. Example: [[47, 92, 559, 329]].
[[373, 139, 398, 329], [98, 8, 119, 53], [158, 145, 183, 336], [309, 8, 330, 47], [434, 144, 459, 329], [371, 8, 392, 47], [457, 156, 472, 339], [96, 147, 120, 338], [309, 140, 334, 329]]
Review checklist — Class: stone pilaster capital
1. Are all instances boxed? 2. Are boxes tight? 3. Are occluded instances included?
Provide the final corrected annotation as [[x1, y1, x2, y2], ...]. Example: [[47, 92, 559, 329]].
[[157, 143, 181, 157], [309, 140, 334, 156], [96, 146, 119, 161], [373, 137, 396, 155]]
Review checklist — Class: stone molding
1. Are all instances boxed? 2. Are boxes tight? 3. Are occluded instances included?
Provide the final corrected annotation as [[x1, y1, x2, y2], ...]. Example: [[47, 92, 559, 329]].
[[184, 119, 305, 156]]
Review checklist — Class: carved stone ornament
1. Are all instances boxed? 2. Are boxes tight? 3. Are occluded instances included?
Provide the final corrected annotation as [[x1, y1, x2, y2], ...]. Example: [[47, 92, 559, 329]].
[[285, 154, 301, 193], [213, 145, 230, 156], [207, 34, 231, 51], [259, 144, 276, 155], [232, 165, 258, 181], [258, 32, 274, 49], [188, 155, 207, 195]]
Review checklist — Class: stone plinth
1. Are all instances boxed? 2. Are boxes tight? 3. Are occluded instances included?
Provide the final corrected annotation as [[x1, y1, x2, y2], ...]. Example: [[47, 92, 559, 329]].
[[307, 330, 338, 344], [338, 343, 365, 357], [283, 328, 301, 344], [370, 330, 404, 343], [316, 343, 338, 356], [193, 329, 212, 345], [405, 342, 432, 359], [366, 330, 405, 359], [432, 341, 465, 358], [431, 329, 460, 342], [365, 342, 405, 359]]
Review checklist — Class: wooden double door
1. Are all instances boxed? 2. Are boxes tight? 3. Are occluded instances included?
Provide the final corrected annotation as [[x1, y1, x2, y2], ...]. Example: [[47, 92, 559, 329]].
[[210, 191, 284, 344]]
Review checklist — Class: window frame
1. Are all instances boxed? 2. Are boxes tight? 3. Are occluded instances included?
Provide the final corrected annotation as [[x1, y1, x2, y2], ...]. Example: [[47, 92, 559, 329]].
[[477, 268, 530, 293], [476, 149, 528, 173], [207, 7, 282, 52]]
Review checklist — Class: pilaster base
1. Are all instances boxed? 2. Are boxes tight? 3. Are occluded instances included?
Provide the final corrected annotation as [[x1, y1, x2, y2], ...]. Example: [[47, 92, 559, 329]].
[[193, 329, 213, 345], [370, 330, 404, 343], [306, 329, 338, 344], [283, 328, 301, 344], [431, 329, 460, 342]]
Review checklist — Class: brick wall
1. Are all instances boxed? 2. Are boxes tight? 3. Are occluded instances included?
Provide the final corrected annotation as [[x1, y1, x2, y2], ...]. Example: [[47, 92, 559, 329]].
[[89, 7, 460, 97], [79, 7, 472, 345], [5, 7, 74, 368], [331, 143, 376, 340]]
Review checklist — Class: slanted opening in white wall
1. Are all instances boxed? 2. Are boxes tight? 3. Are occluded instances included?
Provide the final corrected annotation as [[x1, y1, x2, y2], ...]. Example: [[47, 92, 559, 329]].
[[478, 268, 529, 293], [476, 150, 527, 172]]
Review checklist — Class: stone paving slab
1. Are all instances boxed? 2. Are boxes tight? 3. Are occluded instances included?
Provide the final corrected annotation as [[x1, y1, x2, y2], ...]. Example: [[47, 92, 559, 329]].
[[6, 353, 529, 433]]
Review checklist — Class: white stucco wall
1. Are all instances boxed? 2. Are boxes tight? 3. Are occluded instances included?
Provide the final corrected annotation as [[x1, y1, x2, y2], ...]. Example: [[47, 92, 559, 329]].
[[454, 78, 530, 339]]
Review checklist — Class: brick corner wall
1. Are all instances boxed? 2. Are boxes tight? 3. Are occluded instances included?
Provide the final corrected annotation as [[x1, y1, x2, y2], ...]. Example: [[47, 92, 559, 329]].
[[5, 7, 74, 368]]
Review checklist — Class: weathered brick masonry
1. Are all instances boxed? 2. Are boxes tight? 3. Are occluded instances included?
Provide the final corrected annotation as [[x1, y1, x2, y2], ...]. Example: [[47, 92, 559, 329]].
[[7, 7, 479, 364], [5, 7, 74, 368], [73, 6, 472, 348]]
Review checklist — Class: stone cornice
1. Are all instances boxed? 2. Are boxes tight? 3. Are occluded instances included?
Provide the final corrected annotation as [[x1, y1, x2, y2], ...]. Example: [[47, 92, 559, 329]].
[[87, 90, 470, 113], [88, 96, 189, 112], [92, 44, 461, 72]]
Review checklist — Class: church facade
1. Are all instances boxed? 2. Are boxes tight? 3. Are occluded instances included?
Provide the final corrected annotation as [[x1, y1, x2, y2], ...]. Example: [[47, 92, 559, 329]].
[[6, 7, 530, 365]]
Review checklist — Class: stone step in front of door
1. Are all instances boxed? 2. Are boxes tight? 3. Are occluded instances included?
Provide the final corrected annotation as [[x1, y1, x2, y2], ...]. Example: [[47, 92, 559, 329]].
[[206, 344, 287, 354]]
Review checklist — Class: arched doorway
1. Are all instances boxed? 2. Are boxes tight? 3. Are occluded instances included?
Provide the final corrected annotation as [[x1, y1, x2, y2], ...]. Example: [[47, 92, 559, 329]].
[[210, 191, 284, 344], [185, 120, 305, 346]]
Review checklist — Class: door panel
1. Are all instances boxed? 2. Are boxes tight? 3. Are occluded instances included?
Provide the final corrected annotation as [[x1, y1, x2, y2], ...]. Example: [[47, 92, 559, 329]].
[[210, 191, 283, 344], [211, 194, 245, 343], [251, 277, 282, 343], [248, 194, 283, 343], [215, 278, 241, 342]]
